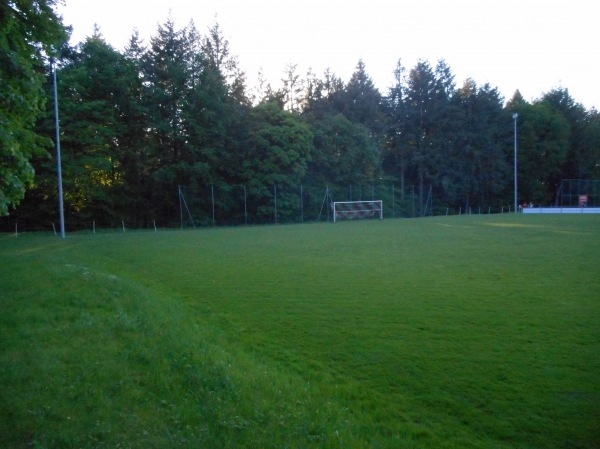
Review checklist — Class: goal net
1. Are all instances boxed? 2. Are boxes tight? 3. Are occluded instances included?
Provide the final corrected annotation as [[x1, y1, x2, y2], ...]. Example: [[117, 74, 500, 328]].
[[332, 200, 383, 222]]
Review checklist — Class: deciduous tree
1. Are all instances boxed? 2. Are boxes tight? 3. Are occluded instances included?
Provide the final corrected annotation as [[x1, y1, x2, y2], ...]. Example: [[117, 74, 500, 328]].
[[0, 0, 67, 215]]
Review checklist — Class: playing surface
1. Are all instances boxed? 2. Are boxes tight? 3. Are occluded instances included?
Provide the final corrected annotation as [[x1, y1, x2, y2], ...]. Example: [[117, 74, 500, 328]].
[[1, 214, 599, 448]]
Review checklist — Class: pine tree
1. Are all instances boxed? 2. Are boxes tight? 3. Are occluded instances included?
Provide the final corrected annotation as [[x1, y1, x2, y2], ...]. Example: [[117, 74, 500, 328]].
[[404, 60, 442, 214], [383, 59, 410, 197], [202, 21, 248, 104], [342, 60, 384, 134], [448, 79, 508, 209]]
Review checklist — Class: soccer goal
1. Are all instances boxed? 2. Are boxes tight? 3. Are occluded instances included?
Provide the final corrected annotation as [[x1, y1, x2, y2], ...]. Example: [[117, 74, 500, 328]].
[[332, 200, 383, 222]]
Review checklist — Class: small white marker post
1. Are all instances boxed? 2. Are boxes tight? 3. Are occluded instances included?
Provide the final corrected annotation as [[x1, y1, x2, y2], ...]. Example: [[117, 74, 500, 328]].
[[153, 220, 157, 232], [122, 220, 125, 233], [52, 223, 57, 235]]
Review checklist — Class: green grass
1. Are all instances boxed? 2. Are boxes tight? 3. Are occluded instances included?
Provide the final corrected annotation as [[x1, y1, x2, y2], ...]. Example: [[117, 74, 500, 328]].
[[1, 214, 599, 448]]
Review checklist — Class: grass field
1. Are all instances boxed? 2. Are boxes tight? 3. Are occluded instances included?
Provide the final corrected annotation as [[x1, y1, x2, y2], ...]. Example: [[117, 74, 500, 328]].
[[1, 214, 599, 448]]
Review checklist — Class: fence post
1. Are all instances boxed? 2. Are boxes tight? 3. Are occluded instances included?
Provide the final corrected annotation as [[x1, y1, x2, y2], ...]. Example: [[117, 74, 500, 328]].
[[392, 184, 395, 218], [300, 185, 304, 223], [274, 184, 278, 224], [211, 184, 215, 227], [244, 186, 248, 226]]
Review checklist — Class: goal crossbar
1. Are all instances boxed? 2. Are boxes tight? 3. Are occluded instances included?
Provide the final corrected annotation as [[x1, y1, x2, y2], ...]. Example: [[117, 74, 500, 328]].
[[332, 200, 383, 222]]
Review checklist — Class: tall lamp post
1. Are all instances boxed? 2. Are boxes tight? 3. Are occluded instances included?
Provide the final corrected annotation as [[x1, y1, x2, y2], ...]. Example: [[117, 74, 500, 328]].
[[52, 60, 66, 238], [513, 113, 518, 213]]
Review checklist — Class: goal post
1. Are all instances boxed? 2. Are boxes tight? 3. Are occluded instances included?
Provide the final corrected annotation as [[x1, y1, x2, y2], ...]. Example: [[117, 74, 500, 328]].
[[332, 200, 383, 222]]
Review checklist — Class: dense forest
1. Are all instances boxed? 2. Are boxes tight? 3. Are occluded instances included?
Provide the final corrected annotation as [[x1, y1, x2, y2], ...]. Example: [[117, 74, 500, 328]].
[[2, 2, 600, 230]]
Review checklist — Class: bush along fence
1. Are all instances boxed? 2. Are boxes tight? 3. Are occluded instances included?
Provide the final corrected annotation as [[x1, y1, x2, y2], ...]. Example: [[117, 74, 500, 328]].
[[2, 182, 522, 234], [177, 183, 437, 228]]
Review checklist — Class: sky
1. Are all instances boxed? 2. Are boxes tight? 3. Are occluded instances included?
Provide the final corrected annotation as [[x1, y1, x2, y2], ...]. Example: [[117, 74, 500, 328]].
[[57, 0, 599, 110]]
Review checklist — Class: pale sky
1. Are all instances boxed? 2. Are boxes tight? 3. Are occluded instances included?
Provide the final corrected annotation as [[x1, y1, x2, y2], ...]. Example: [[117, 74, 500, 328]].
[[57, 0, 598, 110]]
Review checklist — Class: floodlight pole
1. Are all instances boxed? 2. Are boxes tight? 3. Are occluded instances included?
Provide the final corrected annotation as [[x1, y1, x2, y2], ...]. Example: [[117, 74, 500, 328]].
[[52, 60, 66, 238], [513, 113, 518, 213]]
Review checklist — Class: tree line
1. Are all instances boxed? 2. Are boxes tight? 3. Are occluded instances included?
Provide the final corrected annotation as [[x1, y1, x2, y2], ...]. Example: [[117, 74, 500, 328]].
[[2, 3, 599, 230]]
